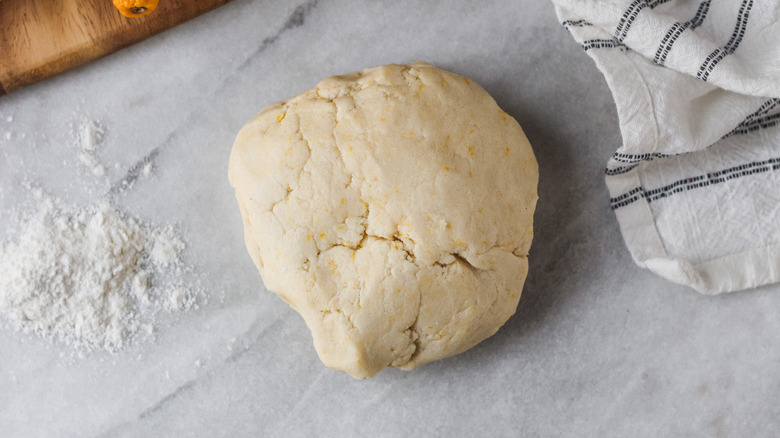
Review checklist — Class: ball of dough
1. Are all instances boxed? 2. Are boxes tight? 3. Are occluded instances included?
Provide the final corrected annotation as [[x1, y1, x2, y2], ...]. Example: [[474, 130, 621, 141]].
[[229, 62, 538, 379]]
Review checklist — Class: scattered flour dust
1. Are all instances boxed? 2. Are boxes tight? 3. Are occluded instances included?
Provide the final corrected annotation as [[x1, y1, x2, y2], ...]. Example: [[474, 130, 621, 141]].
[[0, 190, 198, 352], [75, 120, 106, 176]]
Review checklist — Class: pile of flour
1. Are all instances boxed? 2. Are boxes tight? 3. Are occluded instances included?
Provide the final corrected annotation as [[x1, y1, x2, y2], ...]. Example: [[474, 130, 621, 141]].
[[0, 192, 195, 351], [0, 120, 198, 352]]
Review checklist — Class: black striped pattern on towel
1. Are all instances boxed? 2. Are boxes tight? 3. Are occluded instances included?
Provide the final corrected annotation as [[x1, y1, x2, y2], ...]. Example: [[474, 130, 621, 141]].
[[653, 0, 711, 65], [697, 0, 753, 81], [610, 157, 780, 210]]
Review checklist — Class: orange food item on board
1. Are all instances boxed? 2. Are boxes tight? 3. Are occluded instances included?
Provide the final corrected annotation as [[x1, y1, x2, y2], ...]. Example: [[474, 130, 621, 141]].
[[112, 0, 160, 17]]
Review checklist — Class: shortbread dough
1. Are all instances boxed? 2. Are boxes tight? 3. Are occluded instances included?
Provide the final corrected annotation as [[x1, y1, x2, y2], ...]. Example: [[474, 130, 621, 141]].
[[229, 62, 538, 379]]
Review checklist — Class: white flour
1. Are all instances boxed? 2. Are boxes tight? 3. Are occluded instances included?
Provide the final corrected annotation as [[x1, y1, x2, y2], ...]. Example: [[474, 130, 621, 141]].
[[0, 192, 195, 351], [0, 119, 197, 352], [0, 193, 195, 351], [78, 120, 103, 151], [76, 120, 107, 176]]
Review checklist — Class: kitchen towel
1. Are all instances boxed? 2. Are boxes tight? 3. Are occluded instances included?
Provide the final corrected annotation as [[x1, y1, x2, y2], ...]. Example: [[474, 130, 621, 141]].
[[552, 0, 780, 294]]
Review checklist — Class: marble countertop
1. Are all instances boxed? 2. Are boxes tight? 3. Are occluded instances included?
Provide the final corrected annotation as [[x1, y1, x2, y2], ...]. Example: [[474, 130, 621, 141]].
[[2, 1, 779, 436]]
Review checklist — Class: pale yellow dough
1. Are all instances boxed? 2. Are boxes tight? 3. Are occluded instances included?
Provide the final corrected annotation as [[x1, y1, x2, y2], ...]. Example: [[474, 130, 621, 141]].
[[229, 62, 538, 379]]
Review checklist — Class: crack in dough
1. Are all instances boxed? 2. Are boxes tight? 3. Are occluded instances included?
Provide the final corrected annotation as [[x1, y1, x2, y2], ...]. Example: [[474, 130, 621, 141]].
[[229, 62, 538, 379]]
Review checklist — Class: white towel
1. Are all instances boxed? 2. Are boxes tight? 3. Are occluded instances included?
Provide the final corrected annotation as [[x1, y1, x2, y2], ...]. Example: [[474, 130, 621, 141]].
[[551, 0, 780, 294]]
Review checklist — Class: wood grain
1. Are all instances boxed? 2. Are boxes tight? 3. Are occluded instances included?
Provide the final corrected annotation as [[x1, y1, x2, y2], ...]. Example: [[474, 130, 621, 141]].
[[0, 0, 233, 95]]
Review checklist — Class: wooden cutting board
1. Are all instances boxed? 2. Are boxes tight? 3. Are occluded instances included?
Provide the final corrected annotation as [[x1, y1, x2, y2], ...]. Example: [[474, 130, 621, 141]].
[[0, 0, 233, 95]]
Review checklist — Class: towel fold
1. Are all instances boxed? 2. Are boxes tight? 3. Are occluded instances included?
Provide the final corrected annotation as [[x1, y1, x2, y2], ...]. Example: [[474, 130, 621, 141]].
[[552, 0, 780, 293]]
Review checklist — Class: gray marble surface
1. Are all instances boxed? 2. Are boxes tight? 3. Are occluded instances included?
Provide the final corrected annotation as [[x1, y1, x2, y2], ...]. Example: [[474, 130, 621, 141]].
[[2, 1, 779, 437]]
